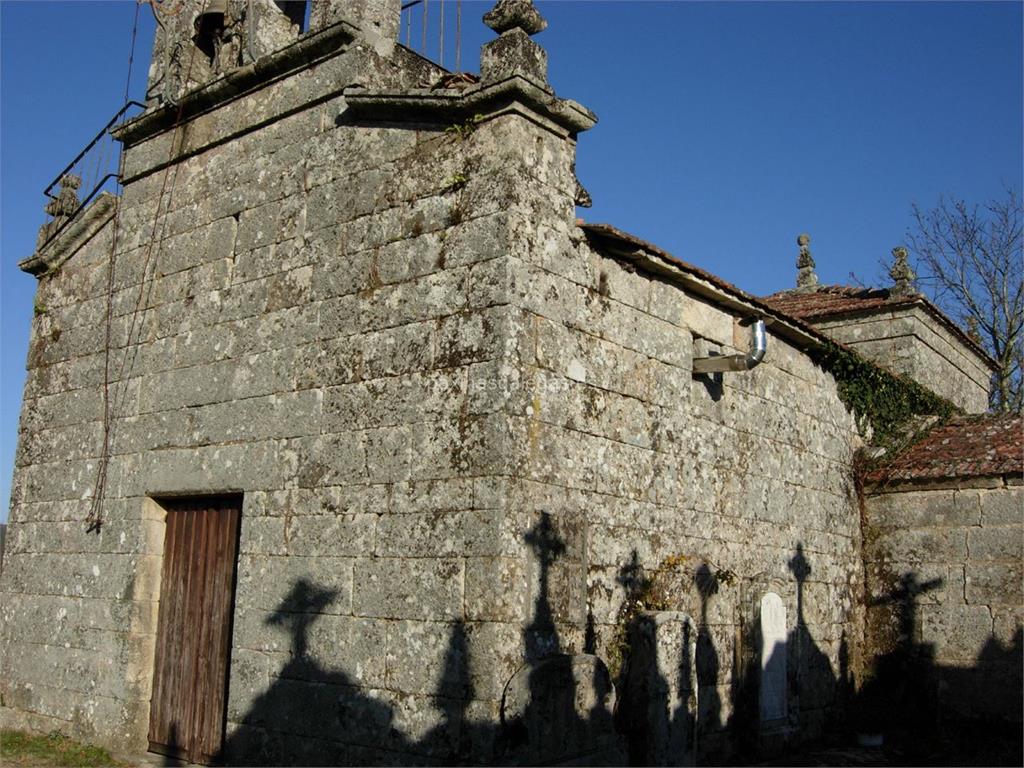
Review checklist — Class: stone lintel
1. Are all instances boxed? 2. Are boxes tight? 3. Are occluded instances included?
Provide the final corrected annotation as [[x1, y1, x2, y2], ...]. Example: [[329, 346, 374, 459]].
[[19, 193, 118, 277], [113, 20, 358, 148], [342, 75, 597, 137]]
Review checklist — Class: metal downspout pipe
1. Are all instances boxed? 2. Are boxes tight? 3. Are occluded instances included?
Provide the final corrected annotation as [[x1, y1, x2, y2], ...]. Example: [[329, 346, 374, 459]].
[[692, 318, 768, 374]]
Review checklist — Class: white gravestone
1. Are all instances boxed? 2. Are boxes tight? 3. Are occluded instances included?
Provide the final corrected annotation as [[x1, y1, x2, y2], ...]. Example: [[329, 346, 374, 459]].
[[760, 592, 787, 722]]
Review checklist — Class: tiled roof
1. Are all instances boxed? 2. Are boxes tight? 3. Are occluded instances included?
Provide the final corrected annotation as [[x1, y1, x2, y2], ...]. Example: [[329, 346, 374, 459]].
[[867, 413, 1023, 483], [580, 223, 834, 348], [762, 285, 996, 369], [762, 285, 914, 319]]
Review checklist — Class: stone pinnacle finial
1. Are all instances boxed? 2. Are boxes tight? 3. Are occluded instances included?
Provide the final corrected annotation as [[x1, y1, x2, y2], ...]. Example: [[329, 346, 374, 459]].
[[481, 0, 549, 85], [966, 316, 982, 345], [795, 233, 819, 292], [37, 174, 83, 249], [45, 175, 82, 219], [889, 246, 917, 297], [484, 0, 548, 35]]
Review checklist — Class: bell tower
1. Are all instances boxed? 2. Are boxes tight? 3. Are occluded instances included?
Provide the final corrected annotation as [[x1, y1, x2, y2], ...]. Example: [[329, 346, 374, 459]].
[[145, 0, 400, 105]]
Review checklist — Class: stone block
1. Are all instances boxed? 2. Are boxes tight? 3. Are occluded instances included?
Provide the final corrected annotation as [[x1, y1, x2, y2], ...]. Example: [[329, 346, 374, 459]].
[[920, 604, 993, 664], [865, 488, 978, 529], [265, 265, 313, 312], [870, 527, 967, 565], [965, 560, 1023, 605], [980, 487, 1023, 525], [352, 558, 463, 621], [363, 425, 413, 484], [362, 322, 434, 379], [283, 513, 375, 558], [968, 526, 1023, 561], [436, 308, 508, 369], [375, 511, 468, 558], [992, 605, 1023, 645], [465, 557, 528, 622], [389, 479, 475, 516], [384, 620, 468, 696]]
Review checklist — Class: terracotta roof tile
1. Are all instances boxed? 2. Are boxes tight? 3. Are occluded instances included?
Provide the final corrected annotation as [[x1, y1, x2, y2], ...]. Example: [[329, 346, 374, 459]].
[[867, 413, 1023, 483], [762, 285, 996, 370], [762, 285, 914, 320]]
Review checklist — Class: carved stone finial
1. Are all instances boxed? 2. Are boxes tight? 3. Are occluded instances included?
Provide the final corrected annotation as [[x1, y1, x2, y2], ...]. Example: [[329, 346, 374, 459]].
[[795, 232, 819, 292], [966, 316, 982, 345], [38, 174, 83, 249], [889, 246, 917, 297], [45, 174, 82, 218], [481, 0, 549, 84], [484, 0, 547, 35]]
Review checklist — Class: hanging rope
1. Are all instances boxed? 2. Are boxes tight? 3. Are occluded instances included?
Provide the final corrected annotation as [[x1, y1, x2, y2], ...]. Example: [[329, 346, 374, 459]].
[[439, 0, 444, 68], [422, 0, 428, 54], [89, 0, 209, 531], [455, 0, 462, 72], [88, 0, 143, 532]]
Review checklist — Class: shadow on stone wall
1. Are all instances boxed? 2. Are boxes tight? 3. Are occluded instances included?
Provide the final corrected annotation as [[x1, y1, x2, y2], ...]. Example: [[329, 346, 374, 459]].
[[854, 569, 1023, 766], [217, 538, 1021, 766], [220, 513, 622, 766], [613, 543, 850, 765]]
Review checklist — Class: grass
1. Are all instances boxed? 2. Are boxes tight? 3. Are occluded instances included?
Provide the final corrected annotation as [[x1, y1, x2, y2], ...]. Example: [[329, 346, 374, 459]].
[[0, 729, 125, 767]]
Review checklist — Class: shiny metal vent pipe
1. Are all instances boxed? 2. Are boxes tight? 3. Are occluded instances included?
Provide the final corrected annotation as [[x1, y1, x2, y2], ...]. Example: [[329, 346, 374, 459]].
[[692, 319, 767, 374]]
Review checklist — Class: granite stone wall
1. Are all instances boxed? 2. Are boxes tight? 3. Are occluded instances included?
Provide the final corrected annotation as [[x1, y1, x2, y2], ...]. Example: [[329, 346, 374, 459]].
[[493, 223, 865, 760], [1, 22, 544, 761], [862, 477, 1023, 727], [814, 306, 992, 413], [2, 2, 871, 764]]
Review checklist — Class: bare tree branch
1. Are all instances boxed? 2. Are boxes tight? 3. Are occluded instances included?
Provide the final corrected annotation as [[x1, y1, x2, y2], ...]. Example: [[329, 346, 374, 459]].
[[906, 187, 1024, 412]]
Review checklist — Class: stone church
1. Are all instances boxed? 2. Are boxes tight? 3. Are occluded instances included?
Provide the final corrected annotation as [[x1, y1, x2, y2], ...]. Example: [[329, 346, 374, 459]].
[[1, 1, 1020, 765]]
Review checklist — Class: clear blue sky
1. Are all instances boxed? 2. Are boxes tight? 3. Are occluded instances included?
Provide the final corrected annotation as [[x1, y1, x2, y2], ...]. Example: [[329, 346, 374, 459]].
[[1, 0, 1022, 522]]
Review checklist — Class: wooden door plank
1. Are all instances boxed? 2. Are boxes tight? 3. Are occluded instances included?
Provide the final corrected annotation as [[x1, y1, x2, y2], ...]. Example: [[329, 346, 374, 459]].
[[148, 495, 242, 765], [192, 500, 221, 763], [205, 502, 241, 763], [148, 504, 181, 750]]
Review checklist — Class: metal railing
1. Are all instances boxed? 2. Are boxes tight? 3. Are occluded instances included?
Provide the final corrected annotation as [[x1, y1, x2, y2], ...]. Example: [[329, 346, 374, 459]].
[[400, 0, 466, 72], [38, 100, 146, 250]]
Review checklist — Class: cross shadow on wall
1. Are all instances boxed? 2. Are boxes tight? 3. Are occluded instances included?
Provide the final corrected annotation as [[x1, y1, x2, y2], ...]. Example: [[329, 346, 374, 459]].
[[220, 579, 409, 765], [853, 570, 1023, 766], [729, 544, 853, 761], [494, 512, 622, 765], [220, 513, 621, 766], [613, 542, 853, 765]]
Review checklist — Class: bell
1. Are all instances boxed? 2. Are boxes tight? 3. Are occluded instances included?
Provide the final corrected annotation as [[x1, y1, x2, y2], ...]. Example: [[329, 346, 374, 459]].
[[194, 0, 228, 31], [194, 0, 228, 60]]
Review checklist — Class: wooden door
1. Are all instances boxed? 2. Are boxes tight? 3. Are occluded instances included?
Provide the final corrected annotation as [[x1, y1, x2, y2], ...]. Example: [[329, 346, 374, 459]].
[[149, 495, 242, 765]]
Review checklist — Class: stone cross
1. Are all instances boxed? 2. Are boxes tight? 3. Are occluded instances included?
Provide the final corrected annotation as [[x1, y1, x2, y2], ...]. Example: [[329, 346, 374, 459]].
[[888, 246, 917, 297], [795, 233, 819, 292]]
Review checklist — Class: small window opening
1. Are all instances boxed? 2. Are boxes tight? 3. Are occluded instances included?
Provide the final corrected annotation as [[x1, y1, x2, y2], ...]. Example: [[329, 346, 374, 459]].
[[277, 0, 309, 32]]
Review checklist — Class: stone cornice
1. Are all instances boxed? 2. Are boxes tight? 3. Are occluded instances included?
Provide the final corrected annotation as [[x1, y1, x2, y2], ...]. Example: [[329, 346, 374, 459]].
[[342, 75, 597, 137], [113, 20, 359, 148], [19, 193, 118, 277]]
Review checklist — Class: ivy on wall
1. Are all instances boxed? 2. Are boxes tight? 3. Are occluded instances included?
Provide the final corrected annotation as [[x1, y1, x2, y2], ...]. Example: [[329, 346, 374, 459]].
[[811, 342, 957, 450]]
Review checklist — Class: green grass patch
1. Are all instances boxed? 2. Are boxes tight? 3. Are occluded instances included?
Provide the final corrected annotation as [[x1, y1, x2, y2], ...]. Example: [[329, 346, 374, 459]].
[[0, 729, 125, 767]]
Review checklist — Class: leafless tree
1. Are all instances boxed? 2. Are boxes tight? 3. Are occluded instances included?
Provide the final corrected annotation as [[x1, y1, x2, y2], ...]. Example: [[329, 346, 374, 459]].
[[906, 188, 1023, 412]]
